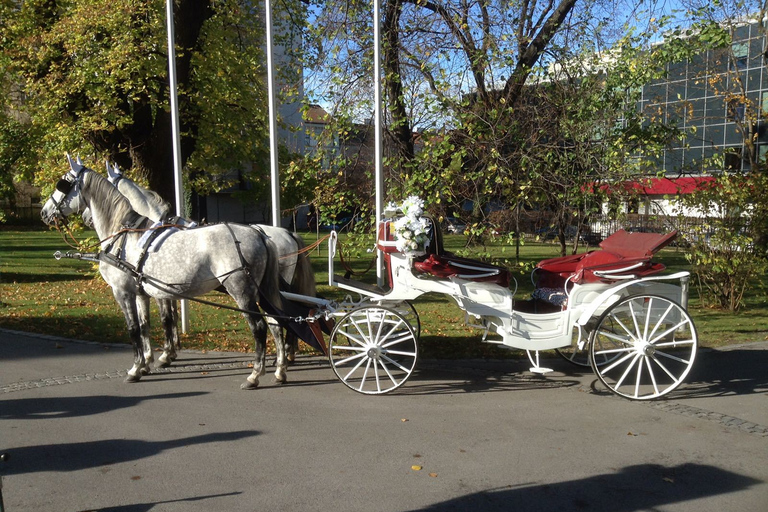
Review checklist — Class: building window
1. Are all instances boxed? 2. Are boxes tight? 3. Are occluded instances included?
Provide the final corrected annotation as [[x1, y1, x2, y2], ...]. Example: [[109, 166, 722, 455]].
[[731, 42, 749, 70], [728, 99, 746, 122]]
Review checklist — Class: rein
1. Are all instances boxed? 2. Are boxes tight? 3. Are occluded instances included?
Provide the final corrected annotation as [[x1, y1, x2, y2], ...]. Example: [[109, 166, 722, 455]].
[[57, 250, 308, 323], [279, 234, 330, 260]]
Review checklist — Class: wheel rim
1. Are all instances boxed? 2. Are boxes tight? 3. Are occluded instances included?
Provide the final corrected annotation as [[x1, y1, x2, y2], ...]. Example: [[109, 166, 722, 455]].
[[589, 294, 697, 400], [329, 306, 418, 395]]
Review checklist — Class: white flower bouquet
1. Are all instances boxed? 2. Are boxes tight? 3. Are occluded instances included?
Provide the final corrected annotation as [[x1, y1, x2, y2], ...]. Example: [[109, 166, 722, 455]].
[[386, 195, 431, 254]]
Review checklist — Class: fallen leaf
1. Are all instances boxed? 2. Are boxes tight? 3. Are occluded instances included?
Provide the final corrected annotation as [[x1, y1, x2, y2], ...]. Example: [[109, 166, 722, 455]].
[[663, 477, 674, 483], [130, 476, 141, 481], [411, 465, 422, 471], [200, 372, 209, 375], [429, 473, 438, 478], [401, 418, 409, 422]]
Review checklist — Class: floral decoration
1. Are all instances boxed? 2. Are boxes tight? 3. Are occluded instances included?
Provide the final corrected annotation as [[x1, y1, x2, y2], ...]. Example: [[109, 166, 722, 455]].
[[387, 195, 431, 253]]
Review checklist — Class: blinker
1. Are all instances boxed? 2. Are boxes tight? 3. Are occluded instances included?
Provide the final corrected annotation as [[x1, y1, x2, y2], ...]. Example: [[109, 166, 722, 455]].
[[56, 178, 74, 194]]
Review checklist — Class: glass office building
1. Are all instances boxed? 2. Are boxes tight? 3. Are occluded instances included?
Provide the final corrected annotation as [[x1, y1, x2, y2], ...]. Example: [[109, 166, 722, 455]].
[[640, 19, 768, 175]]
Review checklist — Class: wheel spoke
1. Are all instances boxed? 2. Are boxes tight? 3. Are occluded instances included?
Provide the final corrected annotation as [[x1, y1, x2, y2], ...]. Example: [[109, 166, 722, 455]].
[[600, 350, 636, 374], [594, 327, 633, 346], [634, 354, 645, 399], [645, 357, 660, 396], [646, 300, 674, 342], [378, 357, 403, 384], [649, 319, 692, 345], [654, 339, 695, 348], [654, 350, 692, 365], [649, 353, 681, 382], [357, 358, 373, 392], [614, 353, 642, 389], [628, 301, 642, 341]]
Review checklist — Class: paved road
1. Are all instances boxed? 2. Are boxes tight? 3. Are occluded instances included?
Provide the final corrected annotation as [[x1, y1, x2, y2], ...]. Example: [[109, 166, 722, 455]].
[[1, 328, 767, 512]]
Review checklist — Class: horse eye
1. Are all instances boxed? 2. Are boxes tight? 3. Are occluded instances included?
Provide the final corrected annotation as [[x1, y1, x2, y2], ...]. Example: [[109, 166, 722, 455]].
[[56, 178, 73, 194]]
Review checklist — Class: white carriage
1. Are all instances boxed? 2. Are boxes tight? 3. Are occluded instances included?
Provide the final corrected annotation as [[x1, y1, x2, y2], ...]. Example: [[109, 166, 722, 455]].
[[289, 213, 697, 401]]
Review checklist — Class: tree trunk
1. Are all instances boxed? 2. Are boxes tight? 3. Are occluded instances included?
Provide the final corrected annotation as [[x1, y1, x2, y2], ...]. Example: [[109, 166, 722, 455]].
[[129, 0, 213, 205], [383, 0, 415, 168]]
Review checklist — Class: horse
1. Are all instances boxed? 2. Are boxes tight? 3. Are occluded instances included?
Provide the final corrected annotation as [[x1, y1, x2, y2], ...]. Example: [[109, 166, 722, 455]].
[[42, 156, 289, 389], [97, 161, 317, 363]]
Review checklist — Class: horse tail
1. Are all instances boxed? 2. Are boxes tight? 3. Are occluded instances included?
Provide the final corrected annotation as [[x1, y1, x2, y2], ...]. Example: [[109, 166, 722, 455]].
[[289, 232, 317, 297], [260, 236, 285, 311]]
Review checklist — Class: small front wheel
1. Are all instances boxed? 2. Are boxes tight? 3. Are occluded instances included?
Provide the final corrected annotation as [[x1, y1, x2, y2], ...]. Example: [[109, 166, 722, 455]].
[[589, 294, 697, 400], [329, 306, 418, 394]]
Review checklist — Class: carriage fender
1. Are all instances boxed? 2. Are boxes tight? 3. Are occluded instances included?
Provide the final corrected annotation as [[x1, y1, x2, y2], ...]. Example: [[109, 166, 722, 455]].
[[576, 271, 691, 326]]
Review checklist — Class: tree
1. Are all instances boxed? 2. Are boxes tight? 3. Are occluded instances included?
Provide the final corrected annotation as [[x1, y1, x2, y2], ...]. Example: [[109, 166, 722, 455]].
[[0, 0, 294, 208]]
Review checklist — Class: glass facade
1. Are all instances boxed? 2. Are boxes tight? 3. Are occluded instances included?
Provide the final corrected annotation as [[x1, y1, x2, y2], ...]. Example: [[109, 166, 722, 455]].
[[641, 20, 768, 174]]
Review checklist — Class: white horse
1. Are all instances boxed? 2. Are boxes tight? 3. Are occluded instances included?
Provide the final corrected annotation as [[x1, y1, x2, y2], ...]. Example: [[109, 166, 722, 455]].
[[94, 161, 318, 363], [42, 156, 289, 388]]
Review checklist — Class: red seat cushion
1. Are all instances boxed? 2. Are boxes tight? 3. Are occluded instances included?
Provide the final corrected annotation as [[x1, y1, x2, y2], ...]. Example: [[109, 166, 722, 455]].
[[413, 254, 511, 287]]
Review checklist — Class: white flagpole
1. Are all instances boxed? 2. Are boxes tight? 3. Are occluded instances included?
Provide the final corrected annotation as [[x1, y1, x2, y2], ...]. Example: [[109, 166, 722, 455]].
[[165, 0, 189, 332], [374, 0, 384, 287], [265, 0, 281, 227]]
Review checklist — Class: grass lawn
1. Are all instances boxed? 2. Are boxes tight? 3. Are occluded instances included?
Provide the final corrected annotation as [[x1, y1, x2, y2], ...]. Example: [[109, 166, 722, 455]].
[[1, 227, 766, 358]]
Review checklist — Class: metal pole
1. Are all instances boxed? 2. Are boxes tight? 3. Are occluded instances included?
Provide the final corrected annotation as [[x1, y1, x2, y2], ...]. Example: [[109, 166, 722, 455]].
[[374, 0, 385, 287], [266, 0, 281, 227], [166, 0, 189, 332]]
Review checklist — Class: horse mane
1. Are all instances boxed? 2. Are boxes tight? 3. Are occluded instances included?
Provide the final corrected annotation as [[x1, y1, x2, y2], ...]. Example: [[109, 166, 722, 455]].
[[83, 170, 141, 228], [119, 179, 172, 220]]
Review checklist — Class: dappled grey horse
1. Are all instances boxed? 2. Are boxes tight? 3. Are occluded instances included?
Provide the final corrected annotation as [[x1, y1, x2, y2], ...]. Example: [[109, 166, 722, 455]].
[[92, 161, 317, 363], [42, 156, 289, 388]]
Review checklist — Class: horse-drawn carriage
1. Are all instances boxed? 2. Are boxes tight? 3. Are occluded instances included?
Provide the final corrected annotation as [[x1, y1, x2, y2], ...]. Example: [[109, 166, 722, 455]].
[[288, 204, 697, 400], [43, 159, 697, 400]]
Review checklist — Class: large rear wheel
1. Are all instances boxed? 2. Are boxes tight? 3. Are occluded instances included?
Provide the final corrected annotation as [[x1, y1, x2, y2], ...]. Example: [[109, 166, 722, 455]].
[[329, 306, 418, 394], [589, 294, 697, 400]]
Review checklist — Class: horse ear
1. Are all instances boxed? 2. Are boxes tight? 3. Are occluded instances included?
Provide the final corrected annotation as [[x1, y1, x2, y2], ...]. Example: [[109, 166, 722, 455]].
[[106, 161, 121, 182], [66, 154, 82, 176]]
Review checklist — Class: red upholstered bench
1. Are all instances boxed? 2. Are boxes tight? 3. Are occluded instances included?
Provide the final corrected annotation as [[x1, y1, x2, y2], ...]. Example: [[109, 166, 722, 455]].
[[534, 229, 677, 287], [412, 254, 511, 288]]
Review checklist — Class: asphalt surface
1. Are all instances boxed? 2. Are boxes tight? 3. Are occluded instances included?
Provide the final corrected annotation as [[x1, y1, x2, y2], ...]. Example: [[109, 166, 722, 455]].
[[1, 328, 767, 512]]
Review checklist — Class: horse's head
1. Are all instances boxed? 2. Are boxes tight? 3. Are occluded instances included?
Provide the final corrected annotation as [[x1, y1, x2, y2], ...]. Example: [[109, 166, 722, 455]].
[[41, 155, 89, 226]]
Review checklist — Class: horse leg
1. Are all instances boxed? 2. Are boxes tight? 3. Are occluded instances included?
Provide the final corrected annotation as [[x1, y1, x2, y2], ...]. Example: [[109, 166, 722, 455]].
[[268, 318, 287, 383], [171, 300, 182, 351], [285, 331, 297, 364], [240, 311, 268, 390], [136, 294, 153, 373], [156, 298, 178, 368], [112, 290, 148, 383]]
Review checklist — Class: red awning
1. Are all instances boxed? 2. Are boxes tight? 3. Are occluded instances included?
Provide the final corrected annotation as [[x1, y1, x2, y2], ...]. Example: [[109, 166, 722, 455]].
[[589, 176, 716, 196]]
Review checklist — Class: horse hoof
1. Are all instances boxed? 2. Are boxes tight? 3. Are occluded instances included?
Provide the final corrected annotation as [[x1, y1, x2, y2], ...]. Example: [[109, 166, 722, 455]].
[[139, 367, 151, 376], [125, 374, 142, 383], [240, 381, 259, 390]]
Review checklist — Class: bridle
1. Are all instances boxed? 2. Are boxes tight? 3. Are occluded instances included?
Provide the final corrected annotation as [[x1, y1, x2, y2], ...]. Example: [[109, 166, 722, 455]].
[[48, 167, 85, 221]]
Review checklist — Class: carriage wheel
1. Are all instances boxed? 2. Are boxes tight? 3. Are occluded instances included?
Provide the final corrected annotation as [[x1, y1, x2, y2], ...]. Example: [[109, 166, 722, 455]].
[[393, 301, 421, 339], [556, 324, 618, 368], [329, 306, 418, 395], [589, 294, 697, 400], [555, 326, 591, 367]]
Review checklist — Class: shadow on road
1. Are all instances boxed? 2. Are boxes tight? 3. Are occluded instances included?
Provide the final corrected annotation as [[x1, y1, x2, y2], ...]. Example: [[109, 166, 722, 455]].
[[408, 463, 761, 512], [2, 430, 261, 475], [0, 392, 208, 420]]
